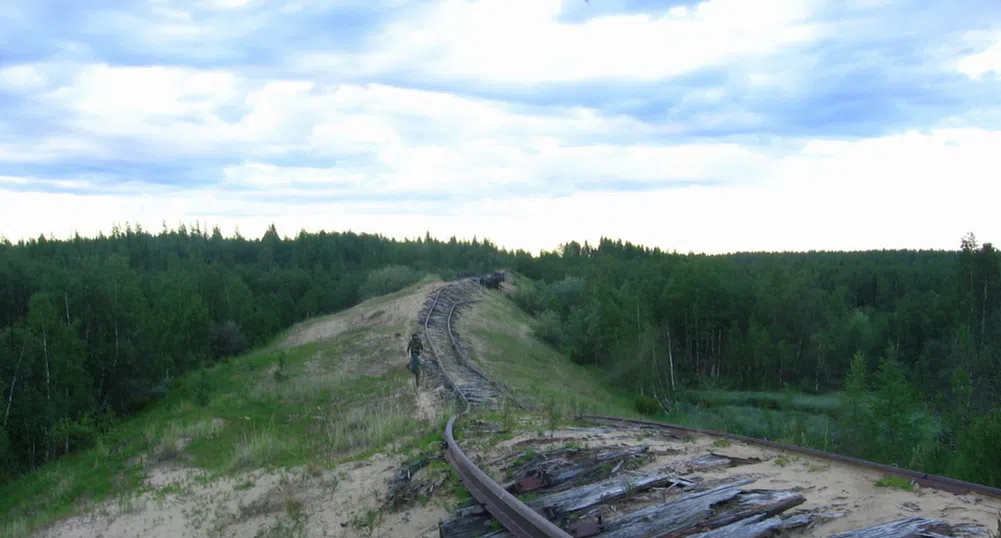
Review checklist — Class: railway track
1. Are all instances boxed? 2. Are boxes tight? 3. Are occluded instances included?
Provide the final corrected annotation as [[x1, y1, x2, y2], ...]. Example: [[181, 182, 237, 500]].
[[421, 279, 520, 410], [430, 278, 1001, 538]]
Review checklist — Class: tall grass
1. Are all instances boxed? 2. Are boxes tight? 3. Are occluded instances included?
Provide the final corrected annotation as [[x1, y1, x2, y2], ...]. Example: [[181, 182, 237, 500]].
[[677, 390, 842, 416], [324, 396, 433, 455]]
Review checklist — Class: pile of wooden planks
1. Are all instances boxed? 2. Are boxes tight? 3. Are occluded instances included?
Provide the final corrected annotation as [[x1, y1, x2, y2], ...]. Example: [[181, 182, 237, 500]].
[[439, 441, 975, 538]]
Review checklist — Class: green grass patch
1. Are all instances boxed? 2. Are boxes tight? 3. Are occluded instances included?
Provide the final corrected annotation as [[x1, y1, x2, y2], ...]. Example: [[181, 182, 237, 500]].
[[659, 400, 833, 450], [462, 290, 636, 417], [678, 389, 842, 416], [875, 475, 915, 490], [774, 454, 798, 467]]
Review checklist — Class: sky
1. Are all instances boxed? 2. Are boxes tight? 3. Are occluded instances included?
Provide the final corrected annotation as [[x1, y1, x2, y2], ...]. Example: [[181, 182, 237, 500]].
[[1, 0, 1000, 255]]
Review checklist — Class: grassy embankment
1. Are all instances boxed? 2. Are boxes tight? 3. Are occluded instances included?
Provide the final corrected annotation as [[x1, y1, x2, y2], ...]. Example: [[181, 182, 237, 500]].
[[0, 280, 451, 538]]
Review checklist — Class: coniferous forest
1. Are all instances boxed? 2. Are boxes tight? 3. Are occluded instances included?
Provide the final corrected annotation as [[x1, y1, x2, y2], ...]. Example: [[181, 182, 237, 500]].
[[1, 224, 999, 488]]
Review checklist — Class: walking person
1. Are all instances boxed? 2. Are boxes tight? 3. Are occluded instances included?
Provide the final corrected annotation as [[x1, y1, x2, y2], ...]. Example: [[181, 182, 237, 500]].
[[406, 332, 424, 390]]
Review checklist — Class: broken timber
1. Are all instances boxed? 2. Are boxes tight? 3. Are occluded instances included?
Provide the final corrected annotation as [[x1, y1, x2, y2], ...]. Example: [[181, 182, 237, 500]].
[[440, 476, 817, 538], [525, 471, 694, 519], [505, 445, 653, 493], [828, 516, 959, 538]]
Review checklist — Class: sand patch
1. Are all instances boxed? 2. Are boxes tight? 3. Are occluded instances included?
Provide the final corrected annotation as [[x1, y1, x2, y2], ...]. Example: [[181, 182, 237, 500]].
[[35, 450, 452, 538], [281, 281, 442, 349]]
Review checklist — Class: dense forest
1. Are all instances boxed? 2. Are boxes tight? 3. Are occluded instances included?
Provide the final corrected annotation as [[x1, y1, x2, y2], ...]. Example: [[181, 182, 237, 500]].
[[1, 224, 999, 488], [0, 223, 517, 483], [508, 233, 1001, 486]]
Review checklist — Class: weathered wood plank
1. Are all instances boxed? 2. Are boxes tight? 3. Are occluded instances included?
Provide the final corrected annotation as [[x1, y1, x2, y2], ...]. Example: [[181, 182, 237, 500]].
[[597, 478, 758, 538], [504, 445, 652, 493], [688, 514, 783, 538], [525, 471, 694, 517], [439, 512, 496, 538], [703, 489, 807, 528], [827, 516, 956, 538]]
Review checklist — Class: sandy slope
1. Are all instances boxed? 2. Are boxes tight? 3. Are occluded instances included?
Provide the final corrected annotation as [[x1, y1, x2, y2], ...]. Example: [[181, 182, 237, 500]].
[[33, 281, 452, 538]]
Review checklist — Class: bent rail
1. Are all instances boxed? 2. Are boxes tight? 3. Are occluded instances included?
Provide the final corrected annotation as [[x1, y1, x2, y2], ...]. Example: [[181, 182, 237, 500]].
[[423, 284, 469, 408], [443, 416, 572, 538], [432, 281, 569, 537], [445, 298, 525, 410]]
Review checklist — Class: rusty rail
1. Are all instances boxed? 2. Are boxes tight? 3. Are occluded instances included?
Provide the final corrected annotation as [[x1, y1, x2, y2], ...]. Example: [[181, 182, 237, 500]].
[[445, 297, 525, 410], [423, 283, 469, 408], [431, 281, 570, 537], [581, 415, 1001, 499], [444, 416, 572, 538]]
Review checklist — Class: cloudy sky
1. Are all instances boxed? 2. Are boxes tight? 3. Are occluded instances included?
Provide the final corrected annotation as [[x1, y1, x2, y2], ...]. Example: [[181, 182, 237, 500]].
[[1, 0, 1000, 254]]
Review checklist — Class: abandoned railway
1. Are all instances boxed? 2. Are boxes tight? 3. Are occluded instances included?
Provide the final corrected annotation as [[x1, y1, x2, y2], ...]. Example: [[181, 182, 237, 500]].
[[420, 278, 1001, 538]]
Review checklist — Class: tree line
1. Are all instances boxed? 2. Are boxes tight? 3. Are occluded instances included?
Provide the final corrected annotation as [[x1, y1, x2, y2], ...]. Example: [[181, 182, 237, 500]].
[[508, 233, 1001, 486], [0, 223, 516, 483], [2, 224, 999, 487]]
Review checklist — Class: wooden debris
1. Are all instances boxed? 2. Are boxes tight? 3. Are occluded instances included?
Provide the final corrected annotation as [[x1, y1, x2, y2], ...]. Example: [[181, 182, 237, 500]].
[[703, 489, 807, 528], [778, 509, 847, 531], [596, 478, 758, 538], [504, 445, 652, 493], [594, 480, 807, 538], [526, 471, 694, 519], [687, 513, 783, 538], [385, 455, 437, 510], [439, 510, 496, 538], [828, 516, 957, 538]]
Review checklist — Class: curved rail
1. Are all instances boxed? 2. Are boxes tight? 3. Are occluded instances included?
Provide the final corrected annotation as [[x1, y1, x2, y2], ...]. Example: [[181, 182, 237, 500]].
[[423, 284, 469, 408], [445, 298, 526, 410], [444, 416, 572, 538], [582, 415, 1001, 499], [429, 281, 570, 537]]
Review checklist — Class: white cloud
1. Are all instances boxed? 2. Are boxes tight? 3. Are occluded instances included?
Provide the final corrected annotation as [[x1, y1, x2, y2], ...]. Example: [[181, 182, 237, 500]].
[[3, 0, 1000, 254], [295, 0, 820, 84], [957, 36, 1001, 79], [4, 64, 760, 195], [0, 64, 46, 91], [4, 127, 998, 253]]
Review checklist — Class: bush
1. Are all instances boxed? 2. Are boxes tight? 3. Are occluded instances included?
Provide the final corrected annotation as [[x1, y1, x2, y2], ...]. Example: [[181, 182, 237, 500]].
[[192, 371, 211, 406], [533, 310, 564, 347], [0, 428, 17, 484], [510, 279, 549, 315], [953, 410, 1001, 488], [209, 320, 246, 359], [634, 394, 660, 416], [359, 265, 421, 299]]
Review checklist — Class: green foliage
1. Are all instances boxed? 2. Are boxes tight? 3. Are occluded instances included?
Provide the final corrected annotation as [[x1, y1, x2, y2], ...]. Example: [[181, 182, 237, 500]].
[[0, 224, 517, 483], [359, 265, 422, 299], [273, 352, 288, 383], [874, 475, 914, 490], [952, 410, 1001, 486], [633, 394, 660, 416], [869, 349, 922, 464], [192, 371, 211, 407], [837, 352, 871, 457]]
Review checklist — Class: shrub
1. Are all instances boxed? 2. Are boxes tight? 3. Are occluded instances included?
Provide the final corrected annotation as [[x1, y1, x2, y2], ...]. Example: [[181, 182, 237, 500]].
[[209, 320, 246, 358], [633, 394, 660, 416], [359, 265, 421, 299]]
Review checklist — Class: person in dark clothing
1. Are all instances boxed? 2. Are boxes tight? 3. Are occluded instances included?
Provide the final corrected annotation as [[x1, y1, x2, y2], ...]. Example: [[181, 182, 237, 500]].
[[406, 333, 424, 390]]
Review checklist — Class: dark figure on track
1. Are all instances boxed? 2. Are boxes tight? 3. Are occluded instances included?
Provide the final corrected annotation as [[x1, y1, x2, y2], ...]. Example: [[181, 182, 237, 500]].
[[406, 332, 424, 390]]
